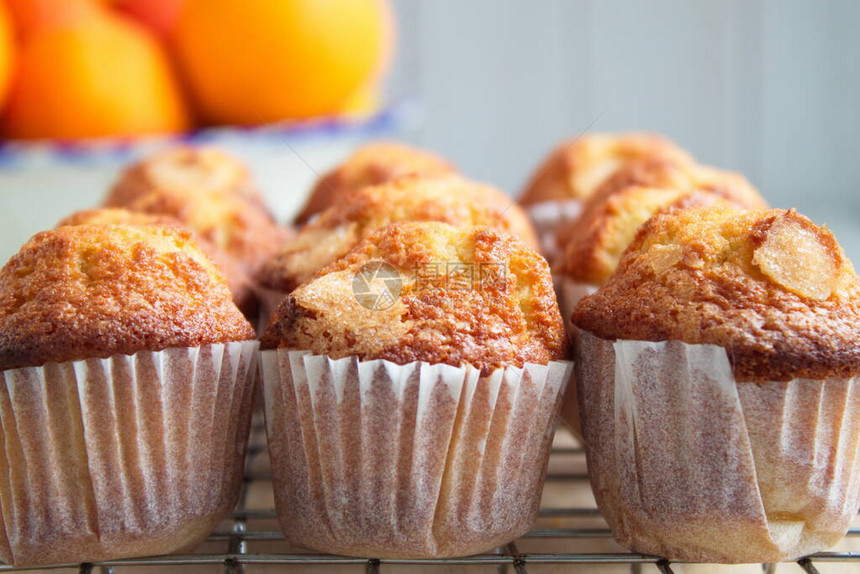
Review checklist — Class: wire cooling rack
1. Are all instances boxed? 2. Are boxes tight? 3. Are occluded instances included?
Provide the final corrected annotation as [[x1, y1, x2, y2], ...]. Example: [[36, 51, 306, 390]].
[[2, 417, 858, 574]]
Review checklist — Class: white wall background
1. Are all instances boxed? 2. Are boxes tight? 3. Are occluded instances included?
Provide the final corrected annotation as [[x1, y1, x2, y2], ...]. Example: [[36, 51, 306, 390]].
[[389, 0, 860, 253]]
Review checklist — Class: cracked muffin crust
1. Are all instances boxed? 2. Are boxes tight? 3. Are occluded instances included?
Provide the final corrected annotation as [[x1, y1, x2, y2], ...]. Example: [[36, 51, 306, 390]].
[[262, 222, 565, 374], [294, 141, 458, 224], [0, 224, 255, 370], [105, 146, 267, 212], [109, 189, 290, 275], [102, 146, 292, 313], [592, 157, 766, 209], [257, 175, 538, 293], [57, 207, 183, 229], [518, 132, 696, 205], [572, 206, 860, 382], [57, 208, 257, 313], [554, 187, 737, 285]]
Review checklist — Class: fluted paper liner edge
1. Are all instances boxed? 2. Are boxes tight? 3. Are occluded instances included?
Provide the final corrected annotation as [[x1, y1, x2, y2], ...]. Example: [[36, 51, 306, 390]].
[[556, 278, 597, 438], [0, 341, 259, 566], [575, 330, 860, 563], [558, 278, 597, 331], [262, 349, 572, 558]]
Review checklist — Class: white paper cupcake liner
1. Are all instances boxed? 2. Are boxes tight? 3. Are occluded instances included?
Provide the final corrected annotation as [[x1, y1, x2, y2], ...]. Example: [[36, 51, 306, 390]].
[[575, 330, 860, 564], [554, 277, 596, 437], [526, 200, 583, 261], [557, 277, 597, 331], [261, 349, 572, 558], [0, 341, 259, 566]]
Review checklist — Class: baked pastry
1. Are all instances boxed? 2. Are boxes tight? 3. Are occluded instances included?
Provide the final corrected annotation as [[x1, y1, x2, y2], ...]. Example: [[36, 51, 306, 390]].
[[260, 222, 571, 558], [57, 208, 256, 315], [572, 207, 860, 563], [294, 140, 458, 224], [263, 221, 562, 368], [552, 187, 738, 435], [519, 133, 695, 206], [587, 157, 765, 210], [256, 174, 538, 304], [104, 150, 292, 315], [0, 224, 258, 566], [518, 132, 766, 260], [115, 188, 289, 274], [552, 175, 765, 319], [57, 207, 183, 228], [104, 145, 266, 211], [555, 187, 738, 288], [518, 132, 695, 257]]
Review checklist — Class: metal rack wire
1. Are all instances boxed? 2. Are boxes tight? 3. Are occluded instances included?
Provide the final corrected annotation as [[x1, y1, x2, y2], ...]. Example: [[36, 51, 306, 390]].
[[2, 419, 858, 573]]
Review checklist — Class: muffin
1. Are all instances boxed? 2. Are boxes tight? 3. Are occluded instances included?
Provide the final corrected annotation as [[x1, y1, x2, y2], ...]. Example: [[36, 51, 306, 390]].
[[104, 151, 292, 315], [104, 145, 266, 212], [551, 187, 740, 434], [260, 222, 571, 558], [588, 156, 765, 211], [294, 141, 458, 224], [256, 175, 538, 316], [556, 187, 741, 286], [572, 207, 860, 563], [57, 207, 183, 229], [518, 133, 695, 255], [551, 180, 768, 316], [0, 224, 258, 566], [57, 208, 255, 315], [519, 133, 695, 206]]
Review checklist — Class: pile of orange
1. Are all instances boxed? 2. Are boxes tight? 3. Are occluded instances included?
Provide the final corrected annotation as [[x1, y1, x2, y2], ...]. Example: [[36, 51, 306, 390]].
[[0, 0, 394, 141]]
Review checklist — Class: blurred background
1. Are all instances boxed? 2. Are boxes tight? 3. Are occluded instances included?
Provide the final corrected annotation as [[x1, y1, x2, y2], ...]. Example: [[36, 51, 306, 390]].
[[389, 0, 860, 255], [0, 0, 857, 259]]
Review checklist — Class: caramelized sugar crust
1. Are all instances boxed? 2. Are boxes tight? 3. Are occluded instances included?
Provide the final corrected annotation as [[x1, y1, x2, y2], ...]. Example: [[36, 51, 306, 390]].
[[104, 145, 290, 274], [263, 222, 565, 374], [573, 207, 860, 381], [295, 141, 458, 224], [60, 208, 269, 314], [518, 132, 695, 205], [258, 175, 538, 292], [0, 224, 255, 370], [103, 149, 293, 312], [555, 187, 735, 285], [105, 146, 266, 210]]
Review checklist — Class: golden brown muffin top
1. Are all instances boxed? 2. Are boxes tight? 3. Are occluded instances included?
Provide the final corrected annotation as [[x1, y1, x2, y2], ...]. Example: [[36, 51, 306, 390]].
[[262, 222, 566, 374], [594, 157, 767, 209], [294, 141, 458, 224], [257, 175, 539, 292], [108, 181, 291, 275], [57, 207, 183, 229], [0, 224, 255, 371], [518, 132, 695, 205], [105, 145, 265, 210], [555, 187, 735, 285], [103, 145, 290, 280], [573, 207, 860, 382], [56, 208, 258, 314]]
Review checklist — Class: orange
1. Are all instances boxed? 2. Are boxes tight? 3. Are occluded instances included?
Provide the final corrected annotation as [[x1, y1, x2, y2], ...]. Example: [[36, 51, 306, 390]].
[[112, 0, 184, 38], [338, 82, 382, 117], [3, 0, 101, 39], [172, 0, 394, 124], [2, 11, 191, 140], [0, 2, 13, 109]]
